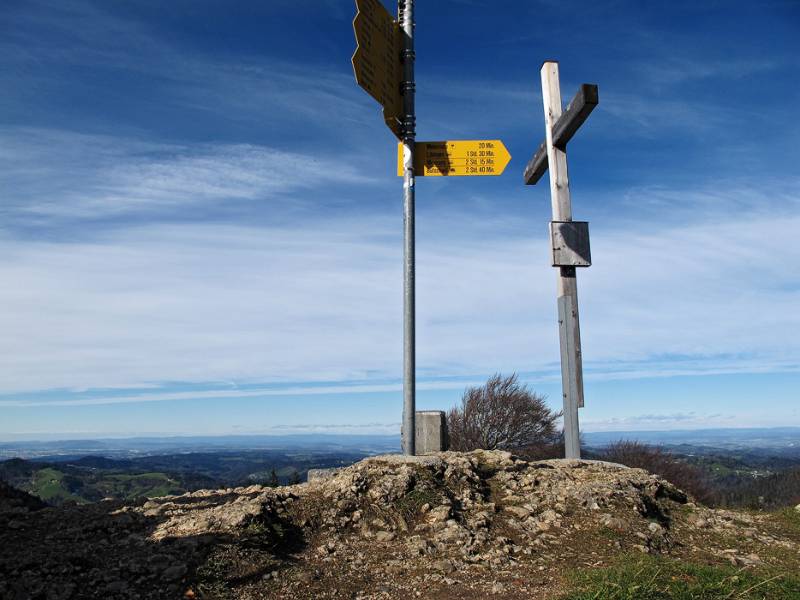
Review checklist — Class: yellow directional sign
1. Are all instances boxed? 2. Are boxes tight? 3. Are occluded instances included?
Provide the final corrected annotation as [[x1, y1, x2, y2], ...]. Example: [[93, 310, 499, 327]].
[[397, 140, 512, 177], [352, 0, 402, 139]]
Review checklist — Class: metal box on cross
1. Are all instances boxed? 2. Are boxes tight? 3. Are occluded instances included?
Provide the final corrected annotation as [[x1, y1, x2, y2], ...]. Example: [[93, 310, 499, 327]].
[[550, 221, 591, 267]]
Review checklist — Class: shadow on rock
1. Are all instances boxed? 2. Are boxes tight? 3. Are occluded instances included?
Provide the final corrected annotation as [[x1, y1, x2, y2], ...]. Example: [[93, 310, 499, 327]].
[[0, 485, 305, 600]]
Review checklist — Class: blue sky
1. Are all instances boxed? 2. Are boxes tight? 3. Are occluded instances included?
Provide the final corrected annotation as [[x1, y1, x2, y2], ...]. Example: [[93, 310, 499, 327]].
[[1, 0, 799, 441]]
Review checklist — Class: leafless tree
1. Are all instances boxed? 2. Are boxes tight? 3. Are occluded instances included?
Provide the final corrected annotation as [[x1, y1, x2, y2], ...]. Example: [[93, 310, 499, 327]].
[[447, 373, 560, 455], [268, 469, 279, 488]]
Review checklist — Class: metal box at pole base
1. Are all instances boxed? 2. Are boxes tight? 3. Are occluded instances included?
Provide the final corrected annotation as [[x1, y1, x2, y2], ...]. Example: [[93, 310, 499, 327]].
[[407, 411, 448, 454]]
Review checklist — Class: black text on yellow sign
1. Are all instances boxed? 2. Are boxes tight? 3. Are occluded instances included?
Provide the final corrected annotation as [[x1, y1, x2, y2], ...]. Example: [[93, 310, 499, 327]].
[[351, 0, 402, 139], [397, 141, 512, 177]]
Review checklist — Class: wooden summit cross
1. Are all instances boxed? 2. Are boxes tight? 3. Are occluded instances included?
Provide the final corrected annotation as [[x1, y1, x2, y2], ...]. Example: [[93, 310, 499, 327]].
[[524, 61, 599, 459]]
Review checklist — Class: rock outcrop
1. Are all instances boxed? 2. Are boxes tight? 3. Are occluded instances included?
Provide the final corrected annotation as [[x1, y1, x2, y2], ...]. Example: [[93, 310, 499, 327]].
[[1, 451, 797, 599]]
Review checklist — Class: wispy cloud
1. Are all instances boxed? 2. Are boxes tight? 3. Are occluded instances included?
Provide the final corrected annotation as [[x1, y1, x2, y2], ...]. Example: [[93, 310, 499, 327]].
[[584, 411, 738, 431], [0, 0, 376, 140], [0, 176, 797, 398], [597, 90, 754, 139], [635, 57, 784, 87], [0, 381, 481, 408], [0, 127, 375, 222]]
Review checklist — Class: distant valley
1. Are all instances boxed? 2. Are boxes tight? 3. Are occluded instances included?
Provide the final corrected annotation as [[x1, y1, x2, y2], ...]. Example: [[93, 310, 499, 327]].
[[1, 428, 798, 507], [0, 448, 376, 505]]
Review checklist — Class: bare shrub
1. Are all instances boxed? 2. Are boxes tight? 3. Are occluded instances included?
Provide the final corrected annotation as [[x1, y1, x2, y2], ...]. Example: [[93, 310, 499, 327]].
[[268, 469, 279, 488], [523, 433, 567, 460], [600, 440, 717, 505], [447, 373, 561, 455]]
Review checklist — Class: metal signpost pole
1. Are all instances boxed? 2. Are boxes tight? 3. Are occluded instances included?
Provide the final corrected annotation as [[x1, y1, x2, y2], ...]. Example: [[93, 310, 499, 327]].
[[352, 1, 512, 456], [399, 0, 416, 455]]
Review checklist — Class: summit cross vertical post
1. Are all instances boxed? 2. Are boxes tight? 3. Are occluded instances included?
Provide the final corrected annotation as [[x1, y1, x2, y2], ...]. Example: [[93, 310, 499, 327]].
[[523, 61, 599, 459], [398, 0, 416, 456]]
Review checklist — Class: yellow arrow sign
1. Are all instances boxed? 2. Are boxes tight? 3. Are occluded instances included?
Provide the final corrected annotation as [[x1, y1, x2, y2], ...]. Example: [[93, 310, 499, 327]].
[[397, 140, 512, 177], [352, 0, 402, 139]]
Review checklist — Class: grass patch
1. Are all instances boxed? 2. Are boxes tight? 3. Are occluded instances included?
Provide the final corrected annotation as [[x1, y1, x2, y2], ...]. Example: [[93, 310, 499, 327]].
[[30, 468, 86, 503], [595, 524, 625, 541], [395, 487, 439, 522], [194, 550, 234, 599], [96, 471, 184, 500], [561, 554, 800, 600], [771, 507, 800, 536]]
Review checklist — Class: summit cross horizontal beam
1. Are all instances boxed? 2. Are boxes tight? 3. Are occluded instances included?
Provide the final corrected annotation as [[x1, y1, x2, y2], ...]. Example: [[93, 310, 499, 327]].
[[523, 83, 598, 185]]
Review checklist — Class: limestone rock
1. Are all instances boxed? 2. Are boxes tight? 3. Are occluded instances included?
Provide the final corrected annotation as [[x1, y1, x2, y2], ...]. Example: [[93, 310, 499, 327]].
[[2, 450, 796, 600]]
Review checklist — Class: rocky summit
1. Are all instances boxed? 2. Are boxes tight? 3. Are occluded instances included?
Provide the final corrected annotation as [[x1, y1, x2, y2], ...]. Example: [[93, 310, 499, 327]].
[[1, 451, 798, 599]]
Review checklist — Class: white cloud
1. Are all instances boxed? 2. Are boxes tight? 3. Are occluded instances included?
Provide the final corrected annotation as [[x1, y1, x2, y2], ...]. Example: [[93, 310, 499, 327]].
[[583, 412, 738, 432], [635, 58, 783, 87], [0, 177, 798, 399], [0, 217, 554, 393], [582, 209, 800, 368], [0, 127, 374, 219], [0, 380, 481, 408]]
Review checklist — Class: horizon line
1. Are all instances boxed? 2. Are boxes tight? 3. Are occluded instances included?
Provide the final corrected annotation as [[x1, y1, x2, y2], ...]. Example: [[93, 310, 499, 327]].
[[2, 425, 799, 445]]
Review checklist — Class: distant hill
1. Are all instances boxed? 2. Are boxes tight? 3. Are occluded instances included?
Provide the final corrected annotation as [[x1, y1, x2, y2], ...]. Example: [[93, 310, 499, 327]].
[[0, 447, 375, 505], [0, 455, 219, 505], [0, 457, 201, 505], [0, 479, 46, 513], [583, 427, 800, 452], [0, 433, 400, 461]]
